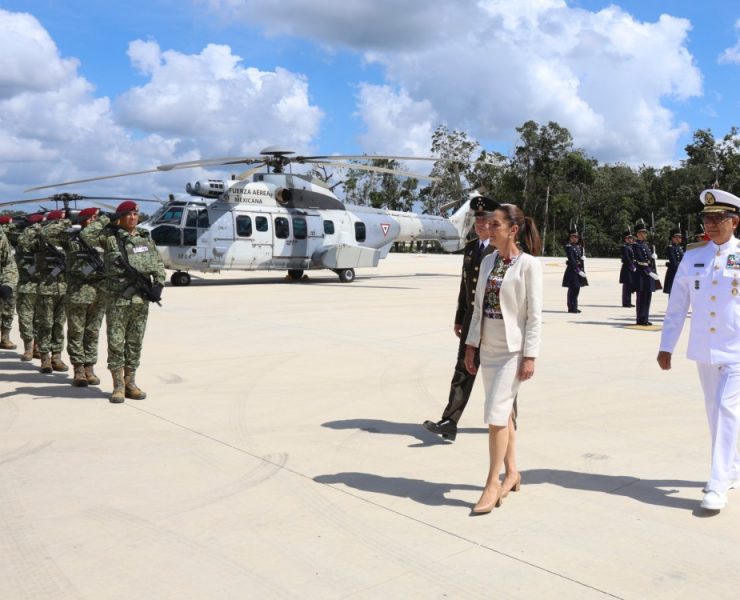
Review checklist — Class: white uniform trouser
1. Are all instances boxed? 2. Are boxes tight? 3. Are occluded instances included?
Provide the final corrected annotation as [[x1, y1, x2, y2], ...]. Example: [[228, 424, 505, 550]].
[[697, 362, 740, 493]]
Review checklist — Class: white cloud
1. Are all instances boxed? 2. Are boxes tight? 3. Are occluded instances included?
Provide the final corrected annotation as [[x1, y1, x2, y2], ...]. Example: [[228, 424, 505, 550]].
[[116, 41, 322, 156], [0, 9, 78, 99], [208, 0, 703, 166], [0, 10, 323, 199], [718, 19, 740, 65], [355, 84, 437, 157]]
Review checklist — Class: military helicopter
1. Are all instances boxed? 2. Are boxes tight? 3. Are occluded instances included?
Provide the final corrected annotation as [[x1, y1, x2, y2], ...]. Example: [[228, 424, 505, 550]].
[[27, 148, 477, 285]]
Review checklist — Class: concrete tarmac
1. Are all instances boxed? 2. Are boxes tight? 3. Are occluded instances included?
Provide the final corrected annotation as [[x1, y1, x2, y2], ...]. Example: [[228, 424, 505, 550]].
[[1, 254, 737, 599]]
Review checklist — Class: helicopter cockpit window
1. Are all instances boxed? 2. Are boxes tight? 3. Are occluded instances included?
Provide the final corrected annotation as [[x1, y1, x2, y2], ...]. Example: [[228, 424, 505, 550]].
[[275, 217, 290, 239], [183, 228, 197, 246], [292, 217, 307, 240], [151, 225, 182, 246], [323, 220, 335, 235], [354, 222, 366, 242], [156, 207, 184, 224], [197, 209, 209, 228], [236, 215, 253, 237], [256, 216, 268, 232]]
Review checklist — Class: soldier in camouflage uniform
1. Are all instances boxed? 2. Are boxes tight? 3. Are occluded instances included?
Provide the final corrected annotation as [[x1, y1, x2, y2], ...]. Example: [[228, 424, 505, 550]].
[[83, 200, 165, 403], [0, 223, 18, 350], [15, 214, 44, 361], [44, 207, 106, 386], [35, 210, 69, 374]]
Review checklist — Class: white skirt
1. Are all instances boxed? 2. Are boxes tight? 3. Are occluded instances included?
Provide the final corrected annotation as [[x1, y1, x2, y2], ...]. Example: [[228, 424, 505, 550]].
[[480, 318, 521, 426]]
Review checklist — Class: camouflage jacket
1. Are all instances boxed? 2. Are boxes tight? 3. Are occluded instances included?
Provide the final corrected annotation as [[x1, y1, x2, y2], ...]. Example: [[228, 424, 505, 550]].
[[83, 216, 165, 305], [15, 224, 42, 293], [1, 223, 21, 248], [0, 229, 18, 287], [43, 219, 105, 302], [34, 222, 67, 296]]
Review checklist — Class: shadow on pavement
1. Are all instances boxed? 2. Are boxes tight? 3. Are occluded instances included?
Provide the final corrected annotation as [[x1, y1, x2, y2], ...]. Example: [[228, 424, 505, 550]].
[[314, 472, 479, 508], [321, 418, 488, 447], [522, 468, 703, 511]]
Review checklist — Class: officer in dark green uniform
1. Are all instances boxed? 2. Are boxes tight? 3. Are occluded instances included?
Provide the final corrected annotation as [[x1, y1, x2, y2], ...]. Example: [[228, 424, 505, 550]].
[[83, 200, 166, 403], [15, 214, 44, 361], [424, 196, 500, 441]]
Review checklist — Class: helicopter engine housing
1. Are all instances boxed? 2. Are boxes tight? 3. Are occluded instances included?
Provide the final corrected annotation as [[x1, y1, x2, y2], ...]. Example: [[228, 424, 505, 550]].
[[186, 180, 226, 198]]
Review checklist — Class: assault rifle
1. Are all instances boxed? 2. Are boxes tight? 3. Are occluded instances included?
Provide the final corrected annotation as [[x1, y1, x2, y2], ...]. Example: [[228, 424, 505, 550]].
[[114, 236, 163, 306], [75, 232, 105, 277], [43, 240, 66, 278]]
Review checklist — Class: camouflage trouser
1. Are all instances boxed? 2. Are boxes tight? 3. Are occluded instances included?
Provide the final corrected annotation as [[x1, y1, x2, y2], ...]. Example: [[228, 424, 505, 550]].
[[1, 285, 15, 330], [16, 292, 38, 342], [106, 301, 149, 370], [36, 294, 66, 353], [66, 297, 106, 366]]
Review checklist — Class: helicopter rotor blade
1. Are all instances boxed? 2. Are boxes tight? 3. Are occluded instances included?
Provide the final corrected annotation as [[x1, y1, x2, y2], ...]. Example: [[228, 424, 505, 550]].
[[25, 168, 166, 192], [157, 156, 265, 171], [234, 162, 267, 181], [306, 160, 441, 182]]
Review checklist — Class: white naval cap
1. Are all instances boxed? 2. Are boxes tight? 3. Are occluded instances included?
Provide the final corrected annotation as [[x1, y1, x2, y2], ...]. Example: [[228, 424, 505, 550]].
[[700, 189, 740, 214]]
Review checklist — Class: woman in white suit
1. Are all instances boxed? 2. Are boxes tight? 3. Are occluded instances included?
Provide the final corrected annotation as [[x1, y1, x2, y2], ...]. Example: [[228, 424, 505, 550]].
[[464, 203, 543, 514]]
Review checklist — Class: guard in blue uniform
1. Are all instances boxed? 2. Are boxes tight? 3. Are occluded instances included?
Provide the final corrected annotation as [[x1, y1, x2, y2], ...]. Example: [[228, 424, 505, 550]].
[[658, 188, 740, 511], [424, 196, 501, 441], [633, 221, 659, 325], [562, 227, 587, 313], [619, 230, 636, 307], [663, 228, 684, 295]]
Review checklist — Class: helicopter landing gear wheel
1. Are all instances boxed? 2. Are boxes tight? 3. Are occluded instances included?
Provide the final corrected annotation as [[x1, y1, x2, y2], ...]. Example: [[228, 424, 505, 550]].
[[335, 268, 355, 283], [287, 269, 304, 281], [171, 271, 191, 286]]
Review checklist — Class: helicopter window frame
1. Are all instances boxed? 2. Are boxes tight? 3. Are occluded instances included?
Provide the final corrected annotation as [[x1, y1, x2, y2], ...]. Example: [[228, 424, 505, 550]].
[[256, 216, 268, 232], [150, 225, 182, 246], [292, 217, 307, 240], [157, 206, 185, 225], [323, 220, 335, 235], [354, 221, 366, 242], [236, 215, 253, 237], [275, 217, 290, 239]]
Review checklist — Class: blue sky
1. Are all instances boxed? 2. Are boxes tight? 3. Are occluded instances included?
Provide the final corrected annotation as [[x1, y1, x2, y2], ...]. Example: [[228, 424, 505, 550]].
[[1, 1, 739, 201]]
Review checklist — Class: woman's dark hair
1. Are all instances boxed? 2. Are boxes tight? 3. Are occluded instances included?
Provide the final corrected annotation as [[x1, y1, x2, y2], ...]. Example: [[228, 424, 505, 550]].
[[498, 203, 543, 256]]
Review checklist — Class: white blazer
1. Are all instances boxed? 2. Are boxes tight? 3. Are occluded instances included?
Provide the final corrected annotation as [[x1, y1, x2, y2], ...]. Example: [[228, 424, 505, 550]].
[[465, 251, 543, 357]]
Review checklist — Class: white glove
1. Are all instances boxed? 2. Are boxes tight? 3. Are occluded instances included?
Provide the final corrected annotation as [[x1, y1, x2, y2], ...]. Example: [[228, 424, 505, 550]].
[[65, 225, 82, 233], [578, 271, 587, 278], [651, 253, 658, 260], [649, 272, 660, 281]]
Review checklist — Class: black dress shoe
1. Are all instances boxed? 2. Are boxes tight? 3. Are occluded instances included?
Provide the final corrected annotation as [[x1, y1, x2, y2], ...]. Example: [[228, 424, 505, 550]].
[[423, 419, 457, 441], [567, 309, 582, 313]]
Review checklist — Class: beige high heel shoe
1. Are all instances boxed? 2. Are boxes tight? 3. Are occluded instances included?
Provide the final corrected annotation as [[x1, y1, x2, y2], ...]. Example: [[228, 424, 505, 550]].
[[472, 483, 503, 514], [502, 473, 522, 498]]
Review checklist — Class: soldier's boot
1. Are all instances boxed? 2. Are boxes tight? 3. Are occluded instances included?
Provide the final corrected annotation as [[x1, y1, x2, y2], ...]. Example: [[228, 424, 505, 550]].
[[72, 364, 88, 387], [84, 364, 100, 386], [0, 328, 17, 350], [109, 369, 125, 404], [124, 367, 147, 400], [32, 341, 40, 359], [20, 339, 34, 361], [51, 352, 69, 372], [39, 353, 53, 374]]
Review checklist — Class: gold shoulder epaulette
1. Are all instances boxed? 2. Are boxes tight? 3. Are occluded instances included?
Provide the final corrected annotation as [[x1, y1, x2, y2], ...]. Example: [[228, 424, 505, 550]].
[[686, 240, 709, 251]]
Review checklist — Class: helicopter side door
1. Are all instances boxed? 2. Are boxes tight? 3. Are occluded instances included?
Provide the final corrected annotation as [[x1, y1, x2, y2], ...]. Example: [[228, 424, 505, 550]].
[[177, 207, 210, 267], [230, 212, 272, 268]]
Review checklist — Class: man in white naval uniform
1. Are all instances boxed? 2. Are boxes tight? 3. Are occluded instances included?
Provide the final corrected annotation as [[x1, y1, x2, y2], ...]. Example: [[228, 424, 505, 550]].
[[658, 188, 740, 511]]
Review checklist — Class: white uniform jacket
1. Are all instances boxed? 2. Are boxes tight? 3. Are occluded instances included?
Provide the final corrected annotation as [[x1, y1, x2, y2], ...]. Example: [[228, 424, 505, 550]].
[[660, 237, 740, 364], [465, 251, 543, 357]]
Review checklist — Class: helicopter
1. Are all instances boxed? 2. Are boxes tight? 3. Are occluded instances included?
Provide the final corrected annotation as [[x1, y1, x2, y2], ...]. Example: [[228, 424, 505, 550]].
[[26, 147, 478, 285]]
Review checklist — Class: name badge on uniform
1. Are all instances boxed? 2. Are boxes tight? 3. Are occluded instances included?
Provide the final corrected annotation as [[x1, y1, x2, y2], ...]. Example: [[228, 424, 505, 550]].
[[726, 254, 740, 270], [132, 245, 149, 254], [694, 263, 705, 267]]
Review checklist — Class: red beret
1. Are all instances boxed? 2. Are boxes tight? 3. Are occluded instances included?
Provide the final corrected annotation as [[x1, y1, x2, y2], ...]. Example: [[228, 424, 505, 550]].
[[26, 213, 45, 224], [116, 200, 138, 214], [79, 207, 99, 219], [46, 210, 66, 221], [0, 216, 12, 225]]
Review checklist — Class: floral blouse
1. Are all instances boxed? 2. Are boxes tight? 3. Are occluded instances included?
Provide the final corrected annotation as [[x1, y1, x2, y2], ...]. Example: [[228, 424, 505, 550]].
[[483, 254, 520, 319]]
